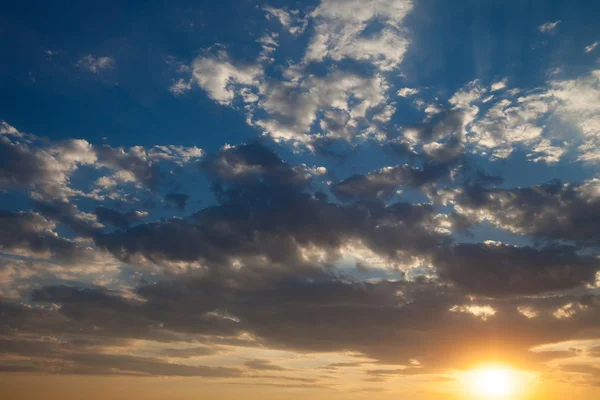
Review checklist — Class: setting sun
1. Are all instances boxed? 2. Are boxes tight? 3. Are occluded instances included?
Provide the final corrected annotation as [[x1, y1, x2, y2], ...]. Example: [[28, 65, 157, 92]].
[[463, 366, 525, 399]]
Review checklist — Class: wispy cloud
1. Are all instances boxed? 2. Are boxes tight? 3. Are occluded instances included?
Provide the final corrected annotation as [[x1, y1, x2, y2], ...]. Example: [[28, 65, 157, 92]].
[[539, 20, 561, 33], [585, 41, 599, 53], [76, 55, 115, 74]]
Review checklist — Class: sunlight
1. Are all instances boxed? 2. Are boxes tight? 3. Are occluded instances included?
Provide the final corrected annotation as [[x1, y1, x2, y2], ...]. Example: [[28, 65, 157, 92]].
[[462, 365, 524, 399]]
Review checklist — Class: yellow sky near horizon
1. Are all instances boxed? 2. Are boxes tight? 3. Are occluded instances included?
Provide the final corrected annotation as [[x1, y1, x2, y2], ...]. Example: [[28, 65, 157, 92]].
[[2, 369, 598, 400]]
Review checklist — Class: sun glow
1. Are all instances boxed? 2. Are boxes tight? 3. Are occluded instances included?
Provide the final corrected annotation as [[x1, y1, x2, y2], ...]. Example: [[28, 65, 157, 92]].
[[462, 365, 525, 399]]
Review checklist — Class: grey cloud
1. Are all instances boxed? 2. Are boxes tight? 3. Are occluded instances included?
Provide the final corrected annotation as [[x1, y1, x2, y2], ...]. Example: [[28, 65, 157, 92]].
[[162, 346, 220, 358], [455, 180, 600, 246], [0, 210, 95, 263], [332, 163, 448, 201], [0, 336, 240, 377], [95, 143, 446, 271], [94, 206, 146, 230], [245, 359, 288, 371], [95, 145, 162, 190], [402, 109, 470, 163], [434, 243, 600, 297], [2, 269, 600, 378], [0, 136, 51, 190], [26, 276, 600, 374], [94, 206, 131, 230]]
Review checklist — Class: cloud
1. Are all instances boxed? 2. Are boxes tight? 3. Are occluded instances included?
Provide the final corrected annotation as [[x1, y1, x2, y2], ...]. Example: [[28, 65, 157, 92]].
[[0, 124, 204, 201], [0, 336, 240, 377], [162, 346, 220, 358], [192, 51, 263, 105], [397, 88, 419, 97], [434, 242, 599, 297], [548, 69, 600, 161], [490, 78, 508, 92], [0, 211, 100, 263], [0, 135, 96, 200], [305, 0, 414, 70], [264, 6, 307, 36], [539, 20, 561, 33], [169, 78, 193, 95], [245, 359, 287, 371], [331, 163, 448, 201], [454, 179, 600, 246], [9, 274, 599, 377], [175, 0, 417, 147], [76, 55, 115, 74], [255, 70, 391, 144], [94, 207, 147, 230], [94, 143, 447, 273], [441, 70, 600, 163], [585, 41, 599, 53]]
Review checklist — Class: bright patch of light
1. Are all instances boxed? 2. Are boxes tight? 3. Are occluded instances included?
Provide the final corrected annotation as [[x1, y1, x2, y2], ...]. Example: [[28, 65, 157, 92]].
[[462, 365, 530, 399]]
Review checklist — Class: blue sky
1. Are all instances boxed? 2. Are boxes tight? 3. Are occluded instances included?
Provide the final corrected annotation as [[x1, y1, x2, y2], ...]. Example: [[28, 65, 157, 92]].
[[2, 1, 600, 399]]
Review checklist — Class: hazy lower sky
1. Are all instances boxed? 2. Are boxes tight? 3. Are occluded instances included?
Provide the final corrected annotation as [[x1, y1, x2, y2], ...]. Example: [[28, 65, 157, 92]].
[[1, 1, 600, 399]]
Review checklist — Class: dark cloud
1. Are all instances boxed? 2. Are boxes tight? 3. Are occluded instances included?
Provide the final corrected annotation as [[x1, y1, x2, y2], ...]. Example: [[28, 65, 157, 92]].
[[403, 109, 469, 163], [0, 136, 51, 191], [0, 210, 95, 263], [331, 163, 448, 201], [455, 180, 600, 246], [95, 143, 447, 271], [94, 206, 146, 230], [0, 336, 240, 377], [2, 141, 600, 381], [95, 145, 162, 190], [434, 243, 600, 297], [14, 276, 600, 376]]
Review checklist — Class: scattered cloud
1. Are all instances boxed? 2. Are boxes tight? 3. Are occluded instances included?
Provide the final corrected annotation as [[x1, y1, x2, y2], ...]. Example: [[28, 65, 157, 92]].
[[584, 41, 599, 53], [539, 20, 561, 34], [76, 55, 115, 74]]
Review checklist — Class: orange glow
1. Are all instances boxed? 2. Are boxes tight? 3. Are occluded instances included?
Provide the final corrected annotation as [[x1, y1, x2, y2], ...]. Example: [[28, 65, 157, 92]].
[[460, 365, 532, 399]]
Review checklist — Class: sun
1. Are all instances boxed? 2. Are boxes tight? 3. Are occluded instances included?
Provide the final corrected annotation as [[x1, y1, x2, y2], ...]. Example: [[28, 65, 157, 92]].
[[463, 365, 521, 398]]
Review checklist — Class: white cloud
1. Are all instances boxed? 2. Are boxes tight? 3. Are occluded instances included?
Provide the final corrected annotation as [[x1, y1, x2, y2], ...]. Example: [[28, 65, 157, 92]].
[[264, 6, 307, 36], [0, 123, 204, 201], [490, 78, 508, 92], [538, 20, 561, 33], [147, 145, 204, 165], [76, 55, 115, 74], [549, 69, 600, 161], [257, 33, 279, 62], [0, 121, 21, 136], [255, 70, 390, 144], [517, 306, 539, 319], [468, 94, 553, 160], [305, 0, 414, 71], [585, 41, 599, 53], [450, 304, 496, 321], [553, 303, 587, 320], [397, 88, 419, 97], [192, 51, 263, 105], [169, 78, 193, 96], [174, 0, 419, 147], [454, 70, 600, 163]]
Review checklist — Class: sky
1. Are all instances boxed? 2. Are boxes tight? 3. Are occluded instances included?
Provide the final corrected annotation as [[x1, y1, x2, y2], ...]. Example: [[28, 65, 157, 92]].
[[1, 0, 600, 399]]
